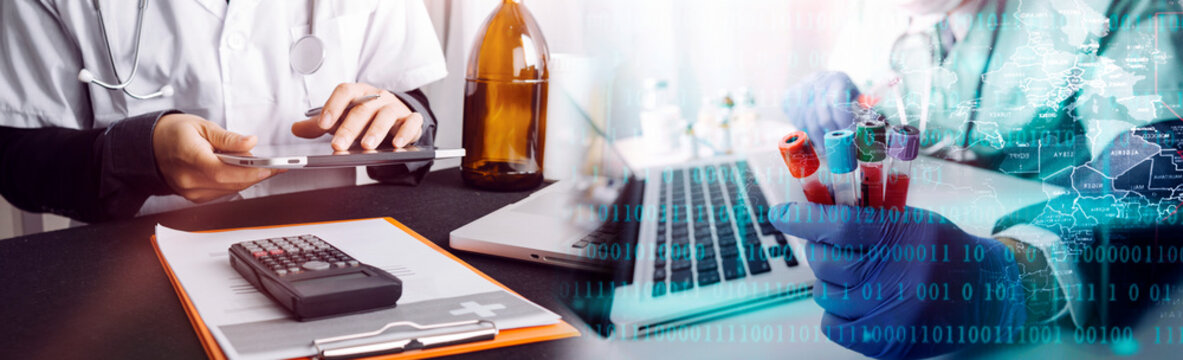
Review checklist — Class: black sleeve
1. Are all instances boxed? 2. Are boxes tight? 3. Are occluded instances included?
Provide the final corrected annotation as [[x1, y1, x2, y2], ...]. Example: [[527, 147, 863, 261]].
[[994, 120, 1183, 327], [0, 111, 176, 223], [366, 88, 437, 186]]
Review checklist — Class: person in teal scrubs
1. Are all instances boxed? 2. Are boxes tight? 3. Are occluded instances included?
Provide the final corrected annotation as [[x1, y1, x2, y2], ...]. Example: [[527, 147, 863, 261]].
[[775, 0, 1183, 358]]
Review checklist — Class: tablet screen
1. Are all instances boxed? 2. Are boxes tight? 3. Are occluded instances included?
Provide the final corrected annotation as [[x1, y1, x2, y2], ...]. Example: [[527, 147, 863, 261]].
[[225, 142, 429, 157], [216, 142, 464, 168]]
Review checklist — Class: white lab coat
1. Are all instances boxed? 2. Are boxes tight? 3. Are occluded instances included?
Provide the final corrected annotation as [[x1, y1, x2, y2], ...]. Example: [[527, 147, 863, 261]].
[[0, 0, 447, 214]]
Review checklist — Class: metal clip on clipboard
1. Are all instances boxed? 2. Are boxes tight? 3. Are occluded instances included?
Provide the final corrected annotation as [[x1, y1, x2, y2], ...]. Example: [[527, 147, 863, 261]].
[[312, 319, 498, 359]]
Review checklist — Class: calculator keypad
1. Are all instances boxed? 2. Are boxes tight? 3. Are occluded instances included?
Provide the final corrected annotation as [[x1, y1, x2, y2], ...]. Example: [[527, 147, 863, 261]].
[[232, 235, 359, 276]]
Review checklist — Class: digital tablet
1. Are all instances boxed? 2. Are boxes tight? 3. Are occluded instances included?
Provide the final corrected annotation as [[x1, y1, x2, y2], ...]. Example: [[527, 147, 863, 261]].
[[216, 143, 465, 169]]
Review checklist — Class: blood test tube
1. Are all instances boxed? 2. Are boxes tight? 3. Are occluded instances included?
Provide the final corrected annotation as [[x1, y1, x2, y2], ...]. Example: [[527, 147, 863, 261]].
[[856, 120, 887, 207], [884, 125, 920, 211], [778, 131, 833, 205], [824, 130, 860, 206]]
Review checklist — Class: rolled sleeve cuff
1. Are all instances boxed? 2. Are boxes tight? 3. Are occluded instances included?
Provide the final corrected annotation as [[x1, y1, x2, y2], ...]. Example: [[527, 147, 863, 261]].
[[100, 110, 179, 197], [392, 90, 434, 141], [388, 64, 448, 93], [366, 92, 435, 184], [996, 224, 1090, 327]]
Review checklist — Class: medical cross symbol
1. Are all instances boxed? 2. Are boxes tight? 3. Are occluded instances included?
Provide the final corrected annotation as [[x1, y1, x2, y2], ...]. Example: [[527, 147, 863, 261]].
[[448, 301, 506, 318]]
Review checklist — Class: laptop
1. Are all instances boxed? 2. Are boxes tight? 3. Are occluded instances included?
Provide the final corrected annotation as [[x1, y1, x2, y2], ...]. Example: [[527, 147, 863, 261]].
[[450, 117, 815, 337]]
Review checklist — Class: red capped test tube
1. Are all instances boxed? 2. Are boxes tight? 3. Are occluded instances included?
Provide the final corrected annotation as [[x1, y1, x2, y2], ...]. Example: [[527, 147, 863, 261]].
[[884, 125, 920, 210], [778, 131, 833, 205], [855, 120, 887, 207]]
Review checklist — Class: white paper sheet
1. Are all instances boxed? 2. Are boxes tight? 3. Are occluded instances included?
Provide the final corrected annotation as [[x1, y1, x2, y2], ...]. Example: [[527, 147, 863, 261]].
[[155, 218, 559, 360]]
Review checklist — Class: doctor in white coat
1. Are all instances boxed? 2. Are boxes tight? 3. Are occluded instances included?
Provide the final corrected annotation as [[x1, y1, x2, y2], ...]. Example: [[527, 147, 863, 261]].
[[0, 0, 447, 221]]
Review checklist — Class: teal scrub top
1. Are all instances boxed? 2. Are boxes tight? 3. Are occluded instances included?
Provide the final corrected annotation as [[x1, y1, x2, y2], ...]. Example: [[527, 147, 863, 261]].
[[876, 0, 1183, 179]]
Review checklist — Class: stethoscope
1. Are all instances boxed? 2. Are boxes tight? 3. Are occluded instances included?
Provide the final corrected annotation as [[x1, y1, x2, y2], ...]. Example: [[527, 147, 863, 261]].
[[77, 0, 326, 100], [885, 0, 1004, 162]]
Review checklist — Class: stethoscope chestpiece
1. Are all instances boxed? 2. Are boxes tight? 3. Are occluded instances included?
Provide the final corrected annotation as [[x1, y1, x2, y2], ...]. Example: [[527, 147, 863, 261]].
[[290, 35, 326, 75]]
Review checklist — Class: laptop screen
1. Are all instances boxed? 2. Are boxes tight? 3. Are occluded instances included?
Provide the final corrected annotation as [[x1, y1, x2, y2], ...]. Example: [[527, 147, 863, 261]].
[[560, 84, 641, 227]]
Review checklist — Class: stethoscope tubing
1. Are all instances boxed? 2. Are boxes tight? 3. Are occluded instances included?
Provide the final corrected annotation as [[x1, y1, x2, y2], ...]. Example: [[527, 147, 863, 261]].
[[78, 0, 325, 100], [79, 0, 174, 100], [91, 0, 146, 90], [889, 0, 1006, 156]]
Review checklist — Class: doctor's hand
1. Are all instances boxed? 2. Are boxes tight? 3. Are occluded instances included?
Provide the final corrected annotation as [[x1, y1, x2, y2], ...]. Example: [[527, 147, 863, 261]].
[[153, 114, 282, 203], [291, 83, 424, 151], [768, 203, 1027, 360], [782, 71, 861, 145]]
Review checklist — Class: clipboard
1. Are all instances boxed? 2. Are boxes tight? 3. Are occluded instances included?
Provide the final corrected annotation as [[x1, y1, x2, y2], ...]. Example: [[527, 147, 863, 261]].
[[152, 217, 579, 360]]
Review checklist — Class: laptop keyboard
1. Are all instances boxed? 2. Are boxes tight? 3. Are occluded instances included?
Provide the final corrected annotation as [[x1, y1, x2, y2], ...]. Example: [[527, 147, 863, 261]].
[[651, 161, 798, 297], [571, 220, 619, 250]]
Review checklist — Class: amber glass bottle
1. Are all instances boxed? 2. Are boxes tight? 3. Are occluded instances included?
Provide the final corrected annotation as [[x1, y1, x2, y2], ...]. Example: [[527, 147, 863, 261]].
[[462, 0, 550, 191]]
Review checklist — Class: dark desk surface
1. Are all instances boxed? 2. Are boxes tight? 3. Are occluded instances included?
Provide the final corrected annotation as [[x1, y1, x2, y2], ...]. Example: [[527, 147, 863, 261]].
[[0, 168, 580, 359]]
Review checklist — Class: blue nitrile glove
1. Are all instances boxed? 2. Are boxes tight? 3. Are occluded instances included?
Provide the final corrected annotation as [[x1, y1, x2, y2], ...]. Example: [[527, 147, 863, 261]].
[[781, 71, 861, 145], [769, 202, 1027, 360]]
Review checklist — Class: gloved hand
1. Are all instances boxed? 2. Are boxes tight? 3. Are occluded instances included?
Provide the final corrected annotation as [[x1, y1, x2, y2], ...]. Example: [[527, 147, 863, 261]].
[[769, 202, 1027, 360], [781, 71, 861, 145]]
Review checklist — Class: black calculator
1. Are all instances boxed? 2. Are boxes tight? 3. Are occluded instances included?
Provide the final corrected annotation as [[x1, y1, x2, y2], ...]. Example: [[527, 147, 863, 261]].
[[228, 235, 402, 321]]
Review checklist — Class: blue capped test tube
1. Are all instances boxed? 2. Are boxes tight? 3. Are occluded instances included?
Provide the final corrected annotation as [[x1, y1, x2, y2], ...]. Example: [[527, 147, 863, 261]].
[[824, 130, 861, 206]]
